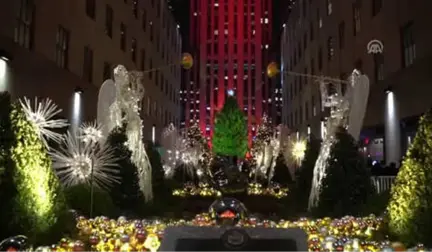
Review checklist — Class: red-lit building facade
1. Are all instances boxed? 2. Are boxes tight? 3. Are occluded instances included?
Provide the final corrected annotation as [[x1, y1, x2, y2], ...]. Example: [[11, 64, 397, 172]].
[[182, 0, 273, 143]]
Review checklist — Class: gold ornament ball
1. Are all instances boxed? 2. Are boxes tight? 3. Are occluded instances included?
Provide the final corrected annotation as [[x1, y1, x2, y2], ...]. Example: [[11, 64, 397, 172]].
[[181, 53, 193, 69], [267, 62, 280, 78]]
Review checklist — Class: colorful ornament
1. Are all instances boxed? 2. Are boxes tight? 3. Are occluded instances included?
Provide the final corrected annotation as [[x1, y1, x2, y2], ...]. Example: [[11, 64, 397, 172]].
[[181, 53, 193, 70], [267, 62, 280, 78]]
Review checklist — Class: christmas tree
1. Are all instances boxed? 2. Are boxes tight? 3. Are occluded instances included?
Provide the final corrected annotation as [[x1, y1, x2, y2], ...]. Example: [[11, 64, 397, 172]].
[[212, 96, 248, 158], [387, 110, 432, 246], [185, 121, 212, 171], [251, 114, 274, 152], [314, 127, 375, 217], [107, 126, 141, 213]]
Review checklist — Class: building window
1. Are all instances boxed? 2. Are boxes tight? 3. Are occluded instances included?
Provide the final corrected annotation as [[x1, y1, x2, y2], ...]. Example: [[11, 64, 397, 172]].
[[14, 0, 35, 50], [309, 21, 314, 41], [302, 0, 307, 17], [149, 59, 153, 79], [86, 0, 96, 19], [353, 3, 361, 36], [303, 33, 308, 50], [140, 49, 146, 70], [373, 54, 384, 82], [83, 46, 93, 83], [55, 26, 69, 69], [132, 0, 138, 18], [103, 62, 111, 80], [142, 9, 147, 31], [338, 21, 345, 49], [372, 0, 382, 16], [318, 47, 323, 70], [131, 38, 137, 62], [150, 23, 154, 41], [327, 0, 332, 15], [105, 5, 113, 38], [327, 37, 334, 60], [120, 23, 126, 51], [401, 22, 416, 67], [354, 59, 363, 72]]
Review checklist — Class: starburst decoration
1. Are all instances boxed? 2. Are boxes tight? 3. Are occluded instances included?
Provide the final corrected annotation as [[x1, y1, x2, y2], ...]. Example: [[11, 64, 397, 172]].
[[50, 131, 120, 190], [19, 97, 69, 149], [79, 121, 103, 144]]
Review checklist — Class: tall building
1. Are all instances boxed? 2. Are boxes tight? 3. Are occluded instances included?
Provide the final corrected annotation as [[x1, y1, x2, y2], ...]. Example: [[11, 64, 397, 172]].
[[0, 0, 182, 142], [183, 0, 273, 143], [281, 0, 432, 164]]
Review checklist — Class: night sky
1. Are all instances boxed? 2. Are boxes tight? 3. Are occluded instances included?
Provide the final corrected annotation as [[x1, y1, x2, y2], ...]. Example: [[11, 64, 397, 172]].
[[167, 0, 293, 52]]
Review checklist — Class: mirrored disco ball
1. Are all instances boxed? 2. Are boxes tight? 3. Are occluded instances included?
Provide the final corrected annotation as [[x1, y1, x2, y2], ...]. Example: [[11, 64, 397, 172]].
[[0, 235, 29, 252], [209, 198, 248, 226]]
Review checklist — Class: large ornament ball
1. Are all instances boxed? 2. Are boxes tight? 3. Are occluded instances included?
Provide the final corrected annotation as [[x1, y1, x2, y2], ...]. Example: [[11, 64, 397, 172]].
[[209, 198, 247, 225], [391, 242, 406, 252], [267, 62, 280, 78], [181, 53, 193, 69], [0, 236, 28, 252]]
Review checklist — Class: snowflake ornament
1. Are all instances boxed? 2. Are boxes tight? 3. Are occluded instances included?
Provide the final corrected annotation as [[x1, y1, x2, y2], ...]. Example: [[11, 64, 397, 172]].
[[19, 97, 68, 149], [50, 131, 120, 190]]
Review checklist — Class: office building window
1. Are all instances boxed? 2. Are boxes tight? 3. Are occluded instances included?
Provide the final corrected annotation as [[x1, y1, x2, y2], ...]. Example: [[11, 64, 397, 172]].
[[327, 0, 332, 15], [327, 36, 334, 61], [374, 54, 384, 82], [309, 21, 314, 41], [83, 46, 93, 83], [105, 5, 113, 37], [14, 0, 35, 49], [140, 49, 146, 70], [338, 21, 345, 49], [55, 26, 69, 69], [149, 59, 153, 79], [131, 38, 137, 62], [132, 0, 138, 18], [103, 62, 111, 80], [372, 0, 382, 16], [401, 22, 416, 67], [318, 47, 323, 70], [120, 23, 126, 51], [353, 4, 361, 35], [142, 9, 147, 31], [86, 0, 96, 19]]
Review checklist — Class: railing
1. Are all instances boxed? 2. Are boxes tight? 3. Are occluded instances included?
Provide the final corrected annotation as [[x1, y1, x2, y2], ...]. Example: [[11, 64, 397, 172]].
[[371, 176, 396, 194]]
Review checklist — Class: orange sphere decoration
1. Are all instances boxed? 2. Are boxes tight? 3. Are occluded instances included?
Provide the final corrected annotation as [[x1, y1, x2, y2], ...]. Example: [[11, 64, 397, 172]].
[[391, 242, 406, 252], [181, 53, 193, 69], [267, 62, 280, 78]]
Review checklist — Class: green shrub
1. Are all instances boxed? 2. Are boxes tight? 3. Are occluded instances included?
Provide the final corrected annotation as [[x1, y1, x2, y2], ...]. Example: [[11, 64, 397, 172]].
[[0, 93, 67, 244], [361, 190, 390, 216], [65, 184, 118, 218]]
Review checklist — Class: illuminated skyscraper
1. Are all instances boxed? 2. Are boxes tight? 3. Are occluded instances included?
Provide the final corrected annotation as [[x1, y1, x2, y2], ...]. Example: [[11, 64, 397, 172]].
[[183, 0, 273, 143]]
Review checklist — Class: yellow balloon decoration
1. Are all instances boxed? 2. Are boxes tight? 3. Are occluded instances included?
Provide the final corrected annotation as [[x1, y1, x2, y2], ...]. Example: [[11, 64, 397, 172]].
[[267, 62, 280, 78], [181, 53, 193, 70]]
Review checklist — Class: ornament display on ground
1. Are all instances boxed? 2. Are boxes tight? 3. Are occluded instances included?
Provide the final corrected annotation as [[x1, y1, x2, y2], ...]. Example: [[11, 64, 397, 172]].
[[172, 182, 221, 197], [17, 198, 427, 252], [246, 182, 289, 198]]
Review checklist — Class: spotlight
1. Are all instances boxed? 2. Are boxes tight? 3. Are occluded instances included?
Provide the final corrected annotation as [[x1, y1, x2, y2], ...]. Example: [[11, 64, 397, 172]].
[[74, 86, 83, 94], [384, 86, 392, 94], [227, 89, 234, 96]]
